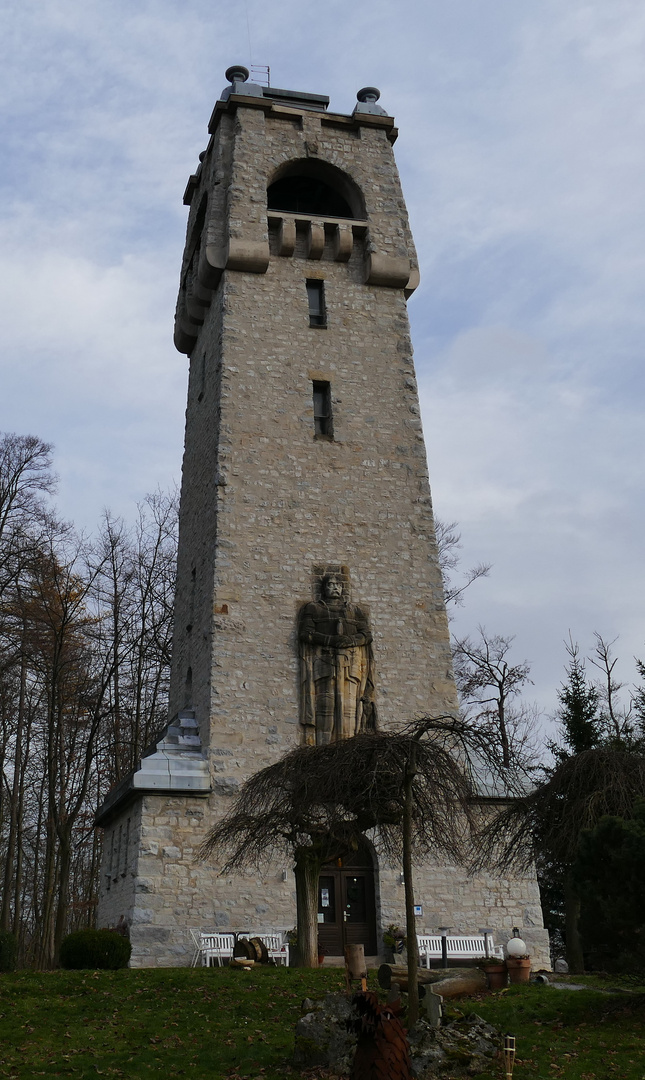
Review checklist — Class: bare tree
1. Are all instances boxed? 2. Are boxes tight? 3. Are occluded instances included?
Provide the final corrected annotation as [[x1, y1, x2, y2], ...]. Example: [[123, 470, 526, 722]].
[[434, 520, 491, 611], [0, 434, 55, 545], [0, 431, 178, 965], [0, 434, 56, 610], [452, 626, 536, 768], [589, 633, 637, 745], [0, 434, 57, 940], [200, 717, 512, 1025]]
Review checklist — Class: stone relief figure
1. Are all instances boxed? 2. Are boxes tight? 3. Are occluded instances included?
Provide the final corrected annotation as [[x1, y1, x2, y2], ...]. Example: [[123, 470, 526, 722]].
[[299, 570, 377, 745]]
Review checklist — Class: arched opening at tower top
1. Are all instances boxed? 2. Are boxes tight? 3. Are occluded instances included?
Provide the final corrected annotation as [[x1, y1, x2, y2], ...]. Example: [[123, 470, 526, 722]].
[[267, 159, 365, 219]]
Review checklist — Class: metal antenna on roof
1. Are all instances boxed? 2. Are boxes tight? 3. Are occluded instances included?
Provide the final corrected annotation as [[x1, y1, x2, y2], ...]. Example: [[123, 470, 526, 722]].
[[244, 0, 253, 65]]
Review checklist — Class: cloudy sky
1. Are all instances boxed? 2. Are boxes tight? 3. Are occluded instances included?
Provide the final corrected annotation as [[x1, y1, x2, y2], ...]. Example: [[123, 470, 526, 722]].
[[1, 0, 644, 732]]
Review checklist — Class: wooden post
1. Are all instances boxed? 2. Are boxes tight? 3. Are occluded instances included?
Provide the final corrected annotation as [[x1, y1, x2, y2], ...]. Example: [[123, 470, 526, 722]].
[[503, 1034, 516, 1079], [439, 927, 450, 970], [345, 943, 367, 993]]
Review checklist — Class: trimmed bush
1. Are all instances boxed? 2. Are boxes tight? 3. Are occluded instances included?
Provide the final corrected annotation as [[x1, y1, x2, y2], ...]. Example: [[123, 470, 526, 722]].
[[60, 929, 131, 970], [0, 930, 18, 971]]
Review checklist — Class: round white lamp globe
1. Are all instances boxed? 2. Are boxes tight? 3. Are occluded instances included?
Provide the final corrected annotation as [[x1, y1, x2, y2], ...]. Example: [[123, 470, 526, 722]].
[[506, 928, 527, 956]]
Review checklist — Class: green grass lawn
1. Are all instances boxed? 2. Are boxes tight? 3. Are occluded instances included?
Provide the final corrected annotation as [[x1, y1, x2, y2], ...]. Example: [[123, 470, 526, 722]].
[[462, 982, 645, 1080], [0, 966, 643, 1079]]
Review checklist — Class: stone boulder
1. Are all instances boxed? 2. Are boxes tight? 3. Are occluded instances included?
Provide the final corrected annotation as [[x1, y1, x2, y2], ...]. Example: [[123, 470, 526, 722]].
[[292, 994, 500, 1077], [409, 1012, 499, 1077], [293, 994, 356, 1074]]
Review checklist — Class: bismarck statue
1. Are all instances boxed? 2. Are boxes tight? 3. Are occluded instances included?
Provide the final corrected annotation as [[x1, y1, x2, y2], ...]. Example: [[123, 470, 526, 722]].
[[298, 573, 377, 745]]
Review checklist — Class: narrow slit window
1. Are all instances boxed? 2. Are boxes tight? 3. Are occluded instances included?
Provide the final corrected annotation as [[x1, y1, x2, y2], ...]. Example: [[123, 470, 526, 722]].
[[313, 381, 333, 438], [307, 280, 326, 328]]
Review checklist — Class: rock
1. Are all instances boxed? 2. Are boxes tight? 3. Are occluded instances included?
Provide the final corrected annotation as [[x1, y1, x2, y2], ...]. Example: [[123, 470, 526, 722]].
[[292, 994, 501, 1077], [293, 993, 355, 1073], [409, 1014, 499, 1077], [554, 958, 569, 974]]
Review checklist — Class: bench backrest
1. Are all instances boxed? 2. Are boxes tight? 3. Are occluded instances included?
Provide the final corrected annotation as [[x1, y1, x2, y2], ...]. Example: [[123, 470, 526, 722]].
[[201, 933, 235, 953], [417, 933, 491, 959]]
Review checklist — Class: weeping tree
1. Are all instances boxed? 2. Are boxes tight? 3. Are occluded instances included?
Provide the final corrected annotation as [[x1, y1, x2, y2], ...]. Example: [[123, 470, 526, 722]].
[[477, 747, 645, 973], [200, 716, 511, 1025]]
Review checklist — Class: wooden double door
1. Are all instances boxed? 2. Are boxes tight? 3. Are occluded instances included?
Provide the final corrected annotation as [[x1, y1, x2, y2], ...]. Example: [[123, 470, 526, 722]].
[[317, 854, 377, 957]]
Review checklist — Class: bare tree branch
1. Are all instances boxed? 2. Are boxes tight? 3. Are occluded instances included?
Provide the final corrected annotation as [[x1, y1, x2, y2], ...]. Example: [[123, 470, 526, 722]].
[[434, 520, 491, 610]]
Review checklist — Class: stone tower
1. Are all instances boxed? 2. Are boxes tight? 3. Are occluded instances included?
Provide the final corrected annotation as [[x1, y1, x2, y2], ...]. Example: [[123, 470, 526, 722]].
[[96, 69, 550, 968]]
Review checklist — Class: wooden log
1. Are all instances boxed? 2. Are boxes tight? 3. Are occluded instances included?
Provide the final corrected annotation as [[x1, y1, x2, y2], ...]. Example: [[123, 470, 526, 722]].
[[430, 972, 487, 997], [378, 964, 448, 990], [345, 944, 367, 979], [378, 964, 486, 998], [234, 937, 269, 963]]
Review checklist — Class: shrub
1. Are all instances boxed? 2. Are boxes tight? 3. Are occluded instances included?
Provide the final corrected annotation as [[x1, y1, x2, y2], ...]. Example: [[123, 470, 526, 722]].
[[575, 798, 645, 972], [0, 930, 18, 971], [60, 929, 131, 970]]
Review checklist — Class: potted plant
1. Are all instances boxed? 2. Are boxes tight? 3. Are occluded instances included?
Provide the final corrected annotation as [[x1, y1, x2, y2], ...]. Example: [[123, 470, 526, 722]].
[[479, 955, 508, 990], [383, 924, 406, 963]]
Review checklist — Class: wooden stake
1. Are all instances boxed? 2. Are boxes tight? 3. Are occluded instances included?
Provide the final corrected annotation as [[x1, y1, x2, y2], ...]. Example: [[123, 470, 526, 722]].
[[503, 1034, 516, 1080]]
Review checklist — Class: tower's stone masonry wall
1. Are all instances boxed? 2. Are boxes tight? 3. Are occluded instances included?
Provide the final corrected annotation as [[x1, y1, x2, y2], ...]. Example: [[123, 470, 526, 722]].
[[101, 796, 549, 968], [170, 103, 455, 758], [97, 87, 551, 969]]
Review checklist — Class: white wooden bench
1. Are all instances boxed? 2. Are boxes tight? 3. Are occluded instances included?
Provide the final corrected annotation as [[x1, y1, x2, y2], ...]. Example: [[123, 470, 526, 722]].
[[190, 929, 290, 967], [190, 930, 235, 967], [255, 933, 290, 966], [417, 933, 503, 967]]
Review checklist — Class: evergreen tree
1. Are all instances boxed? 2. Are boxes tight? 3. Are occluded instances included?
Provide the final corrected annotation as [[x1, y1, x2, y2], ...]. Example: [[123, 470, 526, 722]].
[[550, 637, 601, 760]]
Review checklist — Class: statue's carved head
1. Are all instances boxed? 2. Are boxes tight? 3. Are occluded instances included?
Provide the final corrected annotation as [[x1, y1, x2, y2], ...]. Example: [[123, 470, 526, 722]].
[[321, 574, 344, 601]]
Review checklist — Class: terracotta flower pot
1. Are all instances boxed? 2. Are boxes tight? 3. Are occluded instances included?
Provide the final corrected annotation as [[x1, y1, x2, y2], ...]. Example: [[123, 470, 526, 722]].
[[506, 957, 531, 984], [484, 963, 508, 990]]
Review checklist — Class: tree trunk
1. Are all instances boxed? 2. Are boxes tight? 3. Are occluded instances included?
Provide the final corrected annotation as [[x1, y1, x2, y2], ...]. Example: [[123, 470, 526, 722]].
[[295, 850, 321, 968], [53, 830, 72, 965], [1, 650, 26, 930], [564, 871, 584, 974], [37, 810, 58, 970], [498, 689, 511, 768], [13, 705, 32, 942], [378, 964, 441, 989], [378, 965, 486, 998], [403, 746, 419, 1026]]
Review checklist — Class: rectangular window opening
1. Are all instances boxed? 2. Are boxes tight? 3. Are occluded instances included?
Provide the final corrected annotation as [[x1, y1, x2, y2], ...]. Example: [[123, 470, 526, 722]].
[[307, 280, 327, 328], [313, 380, 333, 439]]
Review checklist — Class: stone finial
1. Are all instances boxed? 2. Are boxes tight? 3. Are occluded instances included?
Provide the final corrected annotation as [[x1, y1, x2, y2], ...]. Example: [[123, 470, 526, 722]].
[[357, 86, 381, 104], [221, 64, 263, 102], [354, 86, 388, 117], [225, 65, 250, 84]]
